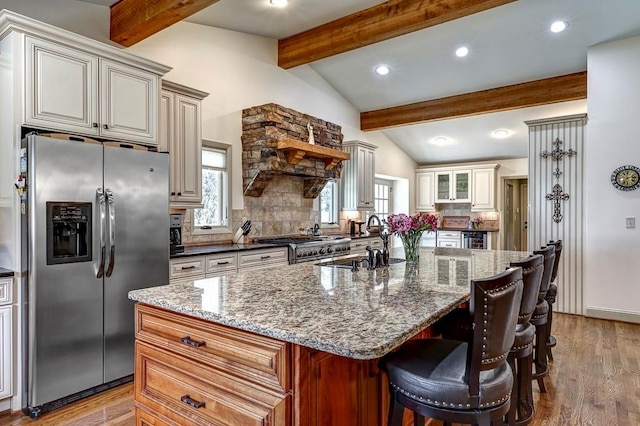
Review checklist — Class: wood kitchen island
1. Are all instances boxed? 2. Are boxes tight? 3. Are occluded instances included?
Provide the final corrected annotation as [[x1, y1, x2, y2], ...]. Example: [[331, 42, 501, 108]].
[[129, 247, 528, 426]]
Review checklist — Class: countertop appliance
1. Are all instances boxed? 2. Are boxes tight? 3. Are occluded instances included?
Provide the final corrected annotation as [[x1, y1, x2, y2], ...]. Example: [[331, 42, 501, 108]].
[[21, 134, 169, 417], [461, 231, 489, 249], [254, 236, 351, 264], [169, 213, 184, 254]]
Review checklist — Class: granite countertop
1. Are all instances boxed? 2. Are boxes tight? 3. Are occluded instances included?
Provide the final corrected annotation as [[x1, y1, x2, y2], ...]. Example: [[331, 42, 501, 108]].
[[0, 267, 13, 278], [438, 228, 499, 232], [131, 247, 528, 360], [170, 242, 288, 258]]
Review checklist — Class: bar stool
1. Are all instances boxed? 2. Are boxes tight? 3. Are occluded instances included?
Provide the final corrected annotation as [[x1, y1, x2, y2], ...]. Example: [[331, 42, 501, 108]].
[[530, 245, 556, 393], [545, 240, 563, 361], [440, 255, 544, 425], [381, 267, 523, 426], [506, 254, 544, 425]]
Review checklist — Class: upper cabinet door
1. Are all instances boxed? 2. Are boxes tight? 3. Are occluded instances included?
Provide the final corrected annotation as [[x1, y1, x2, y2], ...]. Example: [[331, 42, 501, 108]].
[[25, 36, 99, 134], [435, 172, 452, 202], [100, 59, 158, 145], [173, 93, 202, 205], [415, 171, 435, 211], [471, 168, 496, 211], [453, 170, 471, 202]]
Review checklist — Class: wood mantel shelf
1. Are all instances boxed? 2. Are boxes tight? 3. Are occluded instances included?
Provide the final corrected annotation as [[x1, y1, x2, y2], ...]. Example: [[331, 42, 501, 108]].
[[277, 138, 350, 170]]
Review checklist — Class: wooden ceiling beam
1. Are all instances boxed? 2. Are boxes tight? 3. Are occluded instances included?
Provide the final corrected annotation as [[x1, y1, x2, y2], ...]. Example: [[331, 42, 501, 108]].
[[278, 0, 515, 69], [110, 0, 220, 47], [360, 71, 588, 131]]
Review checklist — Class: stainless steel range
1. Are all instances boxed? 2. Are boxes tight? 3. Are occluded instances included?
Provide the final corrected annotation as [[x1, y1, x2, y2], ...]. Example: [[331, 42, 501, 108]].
[[255, 236, 351, 264]]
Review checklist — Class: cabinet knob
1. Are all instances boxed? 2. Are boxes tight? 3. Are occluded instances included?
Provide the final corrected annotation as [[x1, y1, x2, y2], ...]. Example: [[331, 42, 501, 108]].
[[103, 124, 109, 130], [178, 192, 182, 196], [171, 192, 176, 196], [92, 122, 98, 128]]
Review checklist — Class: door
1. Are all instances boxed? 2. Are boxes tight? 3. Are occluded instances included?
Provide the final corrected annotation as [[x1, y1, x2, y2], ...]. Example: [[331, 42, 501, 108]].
[[103, 146, 169, 382], [28, 136, 104, 406], [25, 36, 99, 134], [100, 59, 158, 144], [520, 183, 528, 251], [435, 172, 451, 202]]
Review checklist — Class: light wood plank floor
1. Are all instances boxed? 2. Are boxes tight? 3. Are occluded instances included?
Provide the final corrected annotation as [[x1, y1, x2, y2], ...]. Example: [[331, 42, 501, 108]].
[[1, 313, 638, 425]]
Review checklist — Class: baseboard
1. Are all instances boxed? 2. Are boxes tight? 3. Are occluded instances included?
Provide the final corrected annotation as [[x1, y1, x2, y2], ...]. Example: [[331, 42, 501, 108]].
[[585, 307, 640, 324]]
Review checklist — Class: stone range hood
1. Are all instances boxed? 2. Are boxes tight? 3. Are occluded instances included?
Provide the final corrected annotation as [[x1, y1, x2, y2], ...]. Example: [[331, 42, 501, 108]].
[[242, 103, 348, 198]]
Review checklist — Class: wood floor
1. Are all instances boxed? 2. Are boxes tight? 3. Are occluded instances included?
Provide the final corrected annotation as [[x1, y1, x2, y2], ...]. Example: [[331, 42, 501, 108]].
[[0, 313, 638, 425]]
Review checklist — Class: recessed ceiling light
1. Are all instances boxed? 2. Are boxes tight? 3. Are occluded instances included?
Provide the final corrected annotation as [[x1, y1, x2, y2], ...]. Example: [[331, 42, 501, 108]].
[[455, 47, 469, 57], [269, 0, 288, 7], [433, 136, 448, 145], [375, 65, 390, 76], [493, 129, 510, 138], [550, 21, 568, 33]]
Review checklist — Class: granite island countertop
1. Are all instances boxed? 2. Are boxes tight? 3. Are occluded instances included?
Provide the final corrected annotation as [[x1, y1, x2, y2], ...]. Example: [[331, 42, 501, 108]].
[[130, 247, 528, 360]]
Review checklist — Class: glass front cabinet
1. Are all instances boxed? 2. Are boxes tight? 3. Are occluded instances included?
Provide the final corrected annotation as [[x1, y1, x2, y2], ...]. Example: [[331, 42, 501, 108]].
[[435, 170, 471, 203]]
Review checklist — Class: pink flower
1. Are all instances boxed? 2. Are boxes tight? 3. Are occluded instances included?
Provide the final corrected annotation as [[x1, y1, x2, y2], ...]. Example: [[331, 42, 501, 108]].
[[386, 212, 438, 236]]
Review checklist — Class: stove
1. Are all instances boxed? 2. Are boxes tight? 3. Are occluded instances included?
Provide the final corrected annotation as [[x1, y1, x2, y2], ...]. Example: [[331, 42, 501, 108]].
[[255, 236, 351, 264]]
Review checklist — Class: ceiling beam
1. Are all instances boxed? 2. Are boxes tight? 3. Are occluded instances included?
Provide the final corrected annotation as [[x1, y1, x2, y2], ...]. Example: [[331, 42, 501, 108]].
[[278, 0, 516, 69], [360, 71, 588, 131], [110, 0, 220, 47]]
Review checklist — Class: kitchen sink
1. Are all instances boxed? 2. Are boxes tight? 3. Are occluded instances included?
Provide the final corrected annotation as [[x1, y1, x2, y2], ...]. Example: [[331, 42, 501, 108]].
[[317, 256, 405, 269]]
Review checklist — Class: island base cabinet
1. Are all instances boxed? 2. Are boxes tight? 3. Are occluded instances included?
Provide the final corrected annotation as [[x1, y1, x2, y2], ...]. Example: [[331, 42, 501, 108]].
[[136, 407, 176, 426], [292, 346, 381, 426], [135, 341, 290, 425]]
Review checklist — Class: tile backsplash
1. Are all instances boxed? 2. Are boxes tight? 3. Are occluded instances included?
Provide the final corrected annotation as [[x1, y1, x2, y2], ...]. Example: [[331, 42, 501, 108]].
[[177, 175, 324, 246]]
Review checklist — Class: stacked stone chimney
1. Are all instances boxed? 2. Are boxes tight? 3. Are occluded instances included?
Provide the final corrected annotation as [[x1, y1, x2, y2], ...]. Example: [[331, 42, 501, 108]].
[[241, 103, 344, 198]]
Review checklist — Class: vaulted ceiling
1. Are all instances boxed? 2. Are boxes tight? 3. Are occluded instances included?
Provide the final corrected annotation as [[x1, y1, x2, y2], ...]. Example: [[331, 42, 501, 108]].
[[80, 0, 640, 165]]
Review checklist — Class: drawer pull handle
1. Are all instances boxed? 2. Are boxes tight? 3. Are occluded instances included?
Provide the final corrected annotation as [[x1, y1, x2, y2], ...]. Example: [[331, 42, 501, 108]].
[[216, 261, 230, 265], [181, 336, 206, 348], [181, 394, 206, 409], [260, 255, 271, 259], [181, 265, 196, 270]]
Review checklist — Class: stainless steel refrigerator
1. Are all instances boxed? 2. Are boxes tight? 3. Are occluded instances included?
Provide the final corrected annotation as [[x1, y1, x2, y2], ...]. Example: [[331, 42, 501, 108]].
[[20, 134, 169, 417]]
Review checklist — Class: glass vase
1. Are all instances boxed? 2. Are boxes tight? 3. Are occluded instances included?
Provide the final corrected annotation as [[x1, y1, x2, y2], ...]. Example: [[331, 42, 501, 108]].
[[400, 231, 423, 264]]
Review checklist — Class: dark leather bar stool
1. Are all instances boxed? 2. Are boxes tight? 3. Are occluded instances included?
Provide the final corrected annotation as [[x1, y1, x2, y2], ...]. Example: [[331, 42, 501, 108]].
[[439, 255, 544, 425], [381, 267, 523, 426], [530, 245, 556, 393], [506, 254, 544, 426], [545, 240, 563, 361]]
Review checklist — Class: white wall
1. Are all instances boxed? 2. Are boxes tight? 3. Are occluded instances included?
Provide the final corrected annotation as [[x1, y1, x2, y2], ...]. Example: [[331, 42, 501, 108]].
[[0, 1, 111, 43], [126, 22, 417, 212], [585, 35, 640, 321]]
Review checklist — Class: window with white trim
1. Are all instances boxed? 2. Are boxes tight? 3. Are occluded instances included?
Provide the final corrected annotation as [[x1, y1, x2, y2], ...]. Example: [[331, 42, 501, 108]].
[[192, 141, 231, 233], [374, 179, 392, 222], [320, 180, 339, 225]]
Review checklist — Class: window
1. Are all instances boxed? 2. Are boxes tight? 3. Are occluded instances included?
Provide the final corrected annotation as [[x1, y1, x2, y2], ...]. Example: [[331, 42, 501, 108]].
[[192, 141, 231, 234], [320, 180, 339, 225], [374, 179, 392, 222]]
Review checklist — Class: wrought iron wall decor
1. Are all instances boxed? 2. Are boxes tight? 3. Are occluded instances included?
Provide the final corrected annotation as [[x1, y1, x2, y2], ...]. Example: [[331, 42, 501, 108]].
[[540, 138, 577, 223]]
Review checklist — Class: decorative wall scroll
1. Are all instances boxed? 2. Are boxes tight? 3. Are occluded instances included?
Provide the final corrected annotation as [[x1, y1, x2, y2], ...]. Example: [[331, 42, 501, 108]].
[[540, 138, 577, 223]]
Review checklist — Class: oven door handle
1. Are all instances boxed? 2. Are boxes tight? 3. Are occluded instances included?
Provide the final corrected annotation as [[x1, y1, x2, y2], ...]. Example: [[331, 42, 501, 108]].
[[96, 188, 106, 278], [105, 188, 116, 277]]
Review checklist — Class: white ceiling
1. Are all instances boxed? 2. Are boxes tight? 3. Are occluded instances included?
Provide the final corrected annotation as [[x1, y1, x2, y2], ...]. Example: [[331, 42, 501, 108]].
[[79, 0, 640, 165]]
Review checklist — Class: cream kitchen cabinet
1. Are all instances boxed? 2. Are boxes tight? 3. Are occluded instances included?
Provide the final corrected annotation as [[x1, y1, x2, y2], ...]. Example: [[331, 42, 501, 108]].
[[350, 236, 383, 254], [160, 81, 209, 208], [471, 167, 497, 211], [436, 230, 462, 248], [24, 36, 161, 145], [0, 277, 12, 400], [415, 171, 436, 211], [435, 170, 471, 203], [238, 247, 288, 271], [341, 141, 376, 211], [436, 257, 471, 287]]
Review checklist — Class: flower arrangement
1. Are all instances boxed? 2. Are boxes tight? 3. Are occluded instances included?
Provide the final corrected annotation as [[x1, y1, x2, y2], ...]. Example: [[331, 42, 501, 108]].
[[386, 212, 438, 263]]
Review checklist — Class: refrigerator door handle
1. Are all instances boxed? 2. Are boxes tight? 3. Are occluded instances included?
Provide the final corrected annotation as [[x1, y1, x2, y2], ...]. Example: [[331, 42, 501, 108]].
[[105, 188, 116, 277], [96, 188, 106, 278]]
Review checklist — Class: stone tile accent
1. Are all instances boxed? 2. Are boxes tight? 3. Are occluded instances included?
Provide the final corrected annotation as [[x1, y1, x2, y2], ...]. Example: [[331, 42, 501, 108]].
[[242, 103, 345, 198]]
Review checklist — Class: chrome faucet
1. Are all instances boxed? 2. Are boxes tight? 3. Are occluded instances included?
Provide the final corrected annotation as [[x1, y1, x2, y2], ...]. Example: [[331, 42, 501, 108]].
[[366, 215, 390, 267]]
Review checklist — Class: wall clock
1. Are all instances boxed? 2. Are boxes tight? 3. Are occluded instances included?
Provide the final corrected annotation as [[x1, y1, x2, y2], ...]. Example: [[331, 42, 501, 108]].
[[611, 165, 640, 191]]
